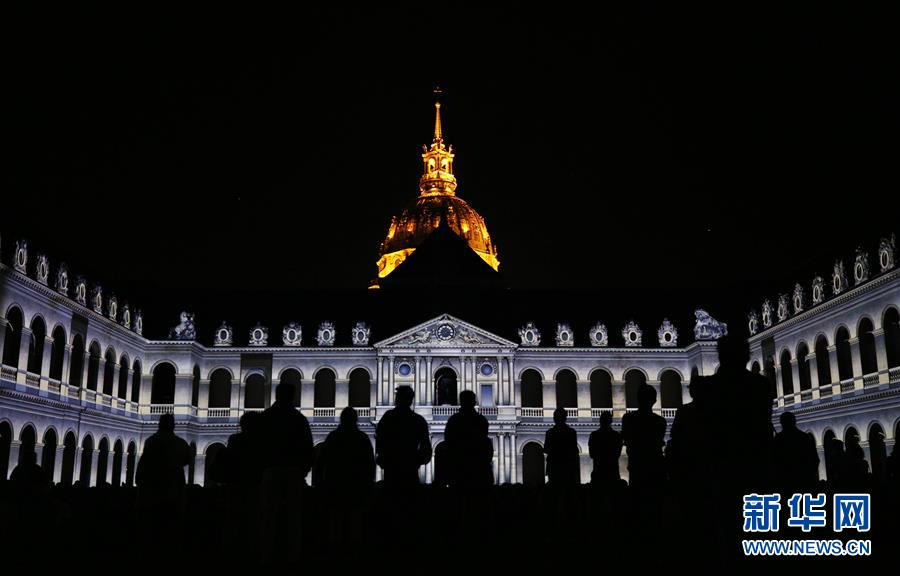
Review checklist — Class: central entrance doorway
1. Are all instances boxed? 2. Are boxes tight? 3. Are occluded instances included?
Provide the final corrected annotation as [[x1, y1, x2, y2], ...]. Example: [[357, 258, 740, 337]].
[[434, 367, 458, 405]]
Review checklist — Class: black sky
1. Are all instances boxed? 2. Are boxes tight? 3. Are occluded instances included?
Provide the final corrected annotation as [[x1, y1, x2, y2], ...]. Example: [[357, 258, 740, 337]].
[[3, 3, 898, 339]]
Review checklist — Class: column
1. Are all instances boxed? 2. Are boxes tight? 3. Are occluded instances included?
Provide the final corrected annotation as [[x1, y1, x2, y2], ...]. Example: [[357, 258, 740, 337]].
[[6, 442, 20, 479], [174, 373, 193, 413], [774, 362, 785, 406], [96, 357, 107, 394], [495, 355, 505, 405], [612, 377, 626, 412], [0, 318, 6, 364], [576, 379, 590, 417], [498, 433, 506, 484], [873, 329, 889, 384], [234, 378, 245, 411], [82, 351, 91, 392], [16, 326, 32, 384], [194, 453, 206, 487], [40, 335, 53, 390], [53, 446, 65, 484], [90, 450, 99, 487], [542, 376, 555, 413], [336, 377, 349, 409], [61, 344, 72, 392], [414, 356, 421, 402], [124, 369, 134, 406], [198, 378, 210, 409], [388, 356, 395, 405], [510, 433, 518, 484], [808, 353, 821, 399], [849, 338, 863, 391], [426, 356, 433, 405], [790, 359, 800, 402], [72, 447, 83, 483], [375, 357, 383, 407], [471, 355, 478, 401], [458, 356, 466, 392]]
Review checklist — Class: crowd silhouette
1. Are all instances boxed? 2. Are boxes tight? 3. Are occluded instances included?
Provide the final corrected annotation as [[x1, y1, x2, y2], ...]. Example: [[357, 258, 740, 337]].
[[1, 334, 899, 570]]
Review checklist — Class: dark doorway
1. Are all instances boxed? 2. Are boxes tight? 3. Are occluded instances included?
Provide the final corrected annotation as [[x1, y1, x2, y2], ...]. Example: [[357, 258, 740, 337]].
[[434, 367, 458, 406]]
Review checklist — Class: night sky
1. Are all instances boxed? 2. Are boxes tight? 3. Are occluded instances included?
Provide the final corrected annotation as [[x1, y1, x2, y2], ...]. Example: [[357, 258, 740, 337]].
[[3, 3, 898, 339]]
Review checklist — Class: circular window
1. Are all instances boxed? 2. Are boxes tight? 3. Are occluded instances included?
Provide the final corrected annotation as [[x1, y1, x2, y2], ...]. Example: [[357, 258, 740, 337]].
[[39, 261, 47, 276], [525, 330, 535, 343], [813, 286, 821, 302], [287, 329, 297, 341], [437, 324, 455, 341], [560, 331, 570, 341], [480, 363, 493, 376], [794, 296, 801, 310], [855, 263, 864, 281], [218, 329, 228, 341], [253, 328, 263, 341], [322, 330, 332, 342], [663, 332, 672, 343], [628, 331, 637, 342], [833, 276, 842, 292], [881, 251, 890, 268], [16, 251, 25, 266], [398, 363, 412, 376]]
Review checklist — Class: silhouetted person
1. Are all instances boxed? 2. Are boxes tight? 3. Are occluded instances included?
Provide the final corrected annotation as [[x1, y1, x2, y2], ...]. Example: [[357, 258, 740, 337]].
[[445, 390, 493, 489], [8, 451, 52, 558], [844, 432, 870, 490], [544, 407, 580, 486], [10, 450, 48, 489], [225, 411, 265, 565], [375, 385, 432, 486], [773, 412, 819, 494], [260, 382, 313, 566], [136, 413, 191, 556], [621, 384, 666, 489], [588, 411, 622, 484], [319, 407, 375, 550]]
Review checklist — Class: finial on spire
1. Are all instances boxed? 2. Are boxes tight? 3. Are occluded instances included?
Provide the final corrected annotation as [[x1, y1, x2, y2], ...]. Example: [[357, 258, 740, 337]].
[[433, 85, 443, 143]]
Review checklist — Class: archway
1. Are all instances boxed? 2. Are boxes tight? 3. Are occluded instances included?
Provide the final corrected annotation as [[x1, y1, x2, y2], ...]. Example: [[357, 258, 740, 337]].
[[86, 341, 101, 391], [191, 365, 200, 407], [884, 308, 900, 369], [815, 335, 832, 395], [209, 368, 232, 408], [102, 348, 116, 395], [522, 442, 545, 487], [858, 318, 878, 377], [125, 442, 136, 486], [79, 436, 94, 485], [434, 367, 458, 406], [279, 368, 302, 407], [750, 361, 761, 374], [117, 355, 129, 399], [555, 369, 577, 408], [151, 362, 176, 404], [0, 421, 10, 479], [41, 428, 58, 479], [797, 343, 811, 392], [313, 369, 335, 408], [111, 439, 124, 486], [835, 327, 853, 380], [69, 334, 85, 388], [2, 306, 24, 368], [96, 437, 109, 485], [348, 368, 371, 407], [27, 316, 46, 375], [590, 370, 612, 409], [780, 350, 794, 399], [245, 373, 267, 409], [660, 370, 683, 408], [130, 360, 142, 403], [868, 423, 886, 481], [624, 369, 647, 409], [61, 432, 77, 485], [520, 369, 542, 409], [18, 424, 36, 467]]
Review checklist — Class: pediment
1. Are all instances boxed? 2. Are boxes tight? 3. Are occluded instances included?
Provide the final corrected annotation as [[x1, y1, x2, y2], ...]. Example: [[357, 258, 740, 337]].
[[373, 313, 517, 348]]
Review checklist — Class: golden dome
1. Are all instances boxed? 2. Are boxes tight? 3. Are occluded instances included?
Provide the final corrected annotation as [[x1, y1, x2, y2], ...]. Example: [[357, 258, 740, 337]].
[[375, 100, 500, 280]]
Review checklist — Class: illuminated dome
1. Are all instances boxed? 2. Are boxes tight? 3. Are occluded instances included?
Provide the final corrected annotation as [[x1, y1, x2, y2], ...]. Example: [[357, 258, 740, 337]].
[[375, 100, 500, 281]]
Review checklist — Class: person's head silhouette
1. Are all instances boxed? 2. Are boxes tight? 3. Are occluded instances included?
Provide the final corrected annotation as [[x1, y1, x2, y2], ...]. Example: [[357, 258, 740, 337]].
[[779, 411, 797, 431], [553, 407, 568, 425], [459, 390, 477, 410], [275, 381, 295, 405], [241, 410, 263, 433], [716, 333, 750, 371], [637, 384, 657, 412], [599, 410, 613, 428], [394, 385, 414, 408], [340, 406, 358, 428], [158, 413, 175, 433]]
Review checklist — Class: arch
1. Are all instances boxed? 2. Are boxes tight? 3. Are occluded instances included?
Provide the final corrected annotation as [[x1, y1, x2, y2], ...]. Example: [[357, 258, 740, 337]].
[[208, 368, 233, 408], [276, 366, 301, 380], [245, 373, 268, 409], [96, 437, 110, 485], [125, 441, 137, 486], [2, 305, 24, 368], [130, 359, 142, 403], [278, 368, 302, 407], [61, 431, 77, 485], [659, 369, 683, 408], [41, 428, 58, 478], [522, 441, 545, 486], [26, 315, 47, 375], [835, 326, 853, 380], [868, 422, 887, 481], [843, 425, 860, 445], [150, 361, 177, 404], [102, 347, 116, 395], [750, 361, 761, 374], [117, 354, 129, 399], [79, 435, 94, 485], [434, 366, 458, 406], [857, 317, 878, 376], [555, 368, 577, 408], [779, 349, 794, 396], [18, 424, 37, 468], [624, 368, 647, 409], [796, 342, 811, 392], [69, 334, 85, 388], [883, 306, 900, 369], [815, 334, 832, 391], [86, 340, 101, 391], [204, 442, 227, 486], [191, 365, 201, 407], [49, 325, 66, 381], [348, 367, 371, 407], [312, 368, 336, 408], [520, 368, 542, 409], [111, 439, 124, 487], [589, 368, 612, 409]]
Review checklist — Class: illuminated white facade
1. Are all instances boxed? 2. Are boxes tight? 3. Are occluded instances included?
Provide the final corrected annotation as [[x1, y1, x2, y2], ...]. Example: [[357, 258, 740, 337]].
[[1, 236, 898, 487]]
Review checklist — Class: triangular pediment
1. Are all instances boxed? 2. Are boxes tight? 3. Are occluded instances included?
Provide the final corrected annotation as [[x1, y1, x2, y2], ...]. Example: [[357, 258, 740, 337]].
[[373, 313, 517, 348]]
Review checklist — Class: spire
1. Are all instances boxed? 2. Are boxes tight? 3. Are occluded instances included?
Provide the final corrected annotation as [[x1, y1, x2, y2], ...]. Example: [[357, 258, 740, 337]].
[[419, 88, 456, 197], [433, 101, 443, 144]]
